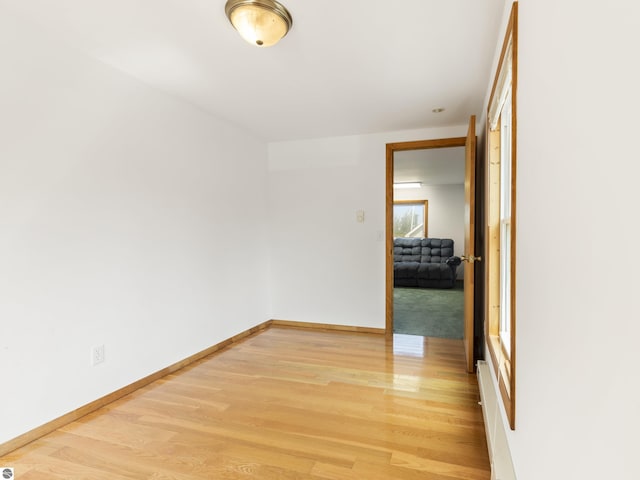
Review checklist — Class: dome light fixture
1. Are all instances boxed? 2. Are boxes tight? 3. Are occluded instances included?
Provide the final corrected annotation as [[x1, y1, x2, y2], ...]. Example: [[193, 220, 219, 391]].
[[225, 0, 293, 47]]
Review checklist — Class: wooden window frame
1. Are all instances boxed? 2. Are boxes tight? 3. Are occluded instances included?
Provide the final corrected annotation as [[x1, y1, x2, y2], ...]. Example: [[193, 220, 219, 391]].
[[485, 2, 518, 430]]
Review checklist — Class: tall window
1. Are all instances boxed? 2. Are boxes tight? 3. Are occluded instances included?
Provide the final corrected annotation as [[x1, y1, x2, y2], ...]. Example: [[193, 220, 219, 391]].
[[486, 2, 517, 430], [499, 89, 512, 355]]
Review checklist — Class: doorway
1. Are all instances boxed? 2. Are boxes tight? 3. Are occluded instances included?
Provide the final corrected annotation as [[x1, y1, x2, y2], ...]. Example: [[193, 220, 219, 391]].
[[386, 117, 479, 372], [392, 149, 465, 339]]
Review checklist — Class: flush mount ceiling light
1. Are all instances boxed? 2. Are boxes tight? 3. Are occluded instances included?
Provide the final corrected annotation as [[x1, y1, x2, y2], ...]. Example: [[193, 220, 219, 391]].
[[225, 0, 293, 47], [393, 182, 423, 189]]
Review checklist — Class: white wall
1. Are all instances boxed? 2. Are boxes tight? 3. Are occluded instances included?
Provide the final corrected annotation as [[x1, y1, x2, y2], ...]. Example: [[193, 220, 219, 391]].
[[394, 184, 465, 278], [267, 126, 467, 327], [0, 8, 269, 444], [483, 1, 640, 479]]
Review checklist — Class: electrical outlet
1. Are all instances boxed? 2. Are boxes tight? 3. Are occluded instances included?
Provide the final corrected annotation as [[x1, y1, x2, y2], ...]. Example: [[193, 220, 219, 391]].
[[92, 345, 105, 366]]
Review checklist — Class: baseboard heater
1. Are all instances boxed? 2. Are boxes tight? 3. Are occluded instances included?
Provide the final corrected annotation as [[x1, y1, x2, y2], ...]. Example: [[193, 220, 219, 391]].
[[477, 360, 517, 480]]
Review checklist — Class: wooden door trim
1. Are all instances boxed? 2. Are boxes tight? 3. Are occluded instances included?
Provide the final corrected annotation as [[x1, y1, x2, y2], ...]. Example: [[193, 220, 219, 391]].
[[385, 137, 468, 334]]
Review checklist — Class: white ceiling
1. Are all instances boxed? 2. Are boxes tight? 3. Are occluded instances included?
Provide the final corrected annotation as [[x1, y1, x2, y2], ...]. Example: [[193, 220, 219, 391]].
[[1, 0, 504, 142]]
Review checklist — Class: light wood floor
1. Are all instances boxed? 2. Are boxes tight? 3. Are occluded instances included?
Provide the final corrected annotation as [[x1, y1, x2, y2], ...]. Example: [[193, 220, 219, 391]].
[[0, 327, 490, 479]]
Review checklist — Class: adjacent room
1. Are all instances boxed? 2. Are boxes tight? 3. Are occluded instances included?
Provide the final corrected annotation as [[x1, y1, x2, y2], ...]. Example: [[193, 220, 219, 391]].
[[392, 147, 465, 339]]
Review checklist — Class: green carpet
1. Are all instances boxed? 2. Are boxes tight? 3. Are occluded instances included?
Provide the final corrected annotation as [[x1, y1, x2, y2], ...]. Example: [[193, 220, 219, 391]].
[[393, 283, 464, 339]]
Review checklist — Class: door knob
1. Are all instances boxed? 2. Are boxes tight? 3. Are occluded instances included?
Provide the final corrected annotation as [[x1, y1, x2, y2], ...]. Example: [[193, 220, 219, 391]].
[[461, 255, 482, 263]]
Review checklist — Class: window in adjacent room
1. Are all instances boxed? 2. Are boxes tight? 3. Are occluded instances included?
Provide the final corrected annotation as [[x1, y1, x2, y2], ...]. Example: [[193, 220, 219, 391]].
[[393, 200, 428, 238]]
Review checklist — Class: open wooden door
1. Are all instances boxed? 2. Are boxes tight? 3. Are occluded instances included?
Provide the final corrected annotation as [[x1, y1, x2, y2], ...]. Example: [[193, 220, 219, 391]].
[[462, 115, 477, 373]]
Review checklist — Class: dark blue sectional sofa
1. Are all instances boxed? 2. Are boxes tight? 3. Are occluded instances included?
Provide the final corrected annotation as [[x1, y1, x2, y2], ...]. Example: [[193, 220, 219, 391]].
[[393, 237, 461, 289]]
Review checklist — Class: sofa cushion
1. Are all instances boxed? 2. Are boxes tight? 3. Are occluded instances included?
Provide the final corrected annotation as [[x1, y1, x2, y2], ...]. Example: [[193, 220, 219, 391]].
[[416, 263, 454, 280], [393, 237, 423, 263], [393, 262, 420, 287], [420, 238, 454, 264]]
